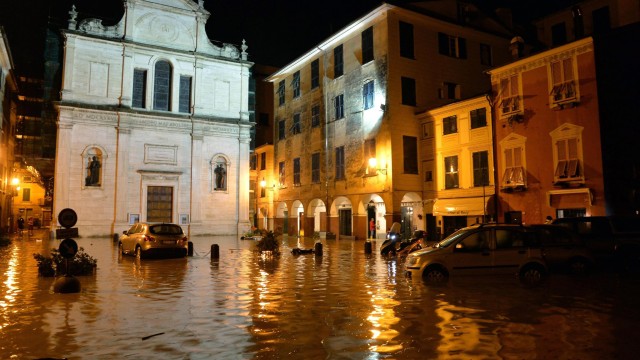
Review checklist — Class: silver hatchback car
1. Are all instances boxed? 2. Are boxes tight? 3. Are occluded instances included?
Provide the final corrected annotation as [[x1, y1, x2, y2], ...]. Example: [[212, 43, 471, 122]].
[[405, 224, 547, 284], [119, 222, 189, 259]]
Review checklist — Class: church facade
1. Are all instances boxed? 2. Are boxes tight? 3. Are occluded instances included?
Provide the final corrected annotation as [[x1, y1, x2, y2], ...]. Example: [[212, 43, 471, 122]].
[[53, 0, 253, 237]]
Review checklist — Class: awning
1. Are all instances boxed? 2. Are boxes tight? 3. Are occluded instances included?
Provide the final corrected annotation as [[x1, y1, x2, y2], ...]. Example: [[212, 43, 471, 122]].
[[433, 197, 490, 216], [547, 188, 592, 207]]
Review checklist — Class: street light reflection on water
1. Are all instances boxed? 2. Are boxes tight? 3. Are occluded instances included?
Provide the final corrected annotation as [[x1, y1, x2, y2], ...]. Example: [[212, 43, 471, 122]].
[[1, 234, 640, 359]]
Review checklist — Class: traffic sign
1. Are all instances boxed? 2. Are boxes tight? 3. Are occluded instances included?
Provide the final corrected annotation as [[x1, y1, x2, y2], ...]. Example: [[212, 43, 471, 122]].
[[59, 238, 78, 259], [58, 208, 78, 228]]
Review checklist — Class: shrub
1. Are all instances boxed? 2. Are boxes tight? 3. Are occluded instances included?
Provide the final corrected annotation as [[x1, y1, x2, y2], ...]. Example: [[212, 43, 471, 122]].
[[33, 247, 97, 277], [255, 231, 279, 254]]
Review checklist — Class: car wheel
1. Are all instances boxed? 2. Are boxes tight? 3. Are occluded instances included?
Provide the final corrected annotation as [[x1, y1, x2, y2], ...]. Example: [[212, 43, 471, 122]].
[[520, 264, 546, 284], [422, 267, 448, 284], [568, 257, 590, 275], [135, 246, 142, 259]]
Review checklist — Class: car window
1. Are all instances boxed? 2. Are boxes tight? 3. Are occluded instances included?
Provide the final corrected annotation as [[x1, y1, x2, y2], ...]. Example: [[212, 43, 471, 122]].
[[128, 223, 141, 234], [150, 224, 183, 235], [495, 229, 524, 248], [456, 230, 489, 252]]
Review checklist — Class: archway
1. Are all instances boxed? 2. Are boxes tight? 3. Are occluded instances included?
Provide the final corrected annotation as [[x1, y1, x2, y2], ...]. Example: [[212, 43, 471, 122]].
[[308, 198, 327, 234], [358, 194, 386, 240], [330, 196, 353, 237], [400, 192, 423, 239], [275, 202, 288, 235], [292, 200, 304, 237]]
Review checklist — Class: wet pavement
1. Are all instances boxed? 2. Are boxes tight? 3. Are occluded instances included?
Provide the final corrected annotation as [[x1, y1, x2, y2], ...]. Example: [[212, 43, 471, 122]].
[[1, 229, 640, 359]]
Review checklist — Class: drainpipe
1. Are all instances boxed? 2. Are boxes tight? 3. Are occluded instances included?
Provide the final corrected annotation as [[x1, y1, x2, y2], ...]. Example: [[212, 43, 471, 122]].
[[320, 46, 331, 235]]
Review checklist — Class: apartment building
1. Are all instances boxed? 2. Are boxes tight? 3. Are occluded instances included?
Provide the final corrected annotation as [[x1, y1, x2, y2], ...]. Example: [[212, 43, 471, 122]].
[[488, 37, 604, 223], [417, 95, 494, 240], [266, 1, 514, 240]]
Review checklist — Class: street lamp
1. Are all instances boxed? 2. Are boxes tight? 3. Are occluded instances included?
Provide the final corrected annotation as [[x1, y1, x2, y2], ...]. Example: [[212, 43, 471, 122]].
[[11, 177, 20, 196], [260, 177, 275, 191], [368, 157, 387, 175]]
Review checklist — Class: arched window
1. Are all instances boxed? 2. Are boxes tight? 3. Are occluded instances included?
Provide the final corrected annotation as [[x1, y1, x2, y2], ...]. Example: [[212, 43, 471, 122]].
[[84, 148, 103, 187], [212, 157, 228, 191], [153, 60, 171, 111]]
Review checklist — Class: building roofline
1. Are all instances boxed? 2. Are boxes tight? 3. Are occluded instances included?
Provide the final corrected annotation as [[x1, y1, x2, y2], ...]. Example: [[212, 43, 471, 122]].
[[486, 36, 594, 77]]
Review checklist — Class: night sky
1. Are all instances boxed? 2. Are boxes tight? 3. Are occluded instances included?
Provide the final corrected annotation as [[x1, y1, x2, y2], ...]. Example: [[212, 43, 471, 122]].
[[0, 0, 572, 75]]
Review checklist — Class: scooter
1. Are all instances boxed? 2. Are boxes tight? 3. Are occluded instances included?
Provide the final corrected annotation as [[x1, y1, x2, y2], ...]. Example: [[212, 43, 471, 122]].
[[380, 222, 402, 255]]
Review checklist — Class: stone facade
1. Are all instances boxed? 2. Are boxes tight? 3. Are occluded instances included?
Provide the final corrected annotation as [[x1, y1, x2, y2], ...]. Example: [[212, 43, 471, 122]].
[[54, 0, 253, 237]]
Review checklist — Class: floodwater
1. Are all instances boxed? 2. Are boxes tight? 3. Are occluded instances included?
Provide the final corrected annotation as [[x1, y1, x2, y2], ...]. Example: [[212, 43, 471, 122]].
[[1, 233, 640, 360]]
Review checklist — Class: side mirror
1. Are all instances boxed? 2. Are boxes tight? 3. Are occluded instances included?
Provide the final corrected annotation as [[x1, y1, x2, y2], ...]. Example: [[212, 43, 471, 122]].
[[123, 230, 127, 235]]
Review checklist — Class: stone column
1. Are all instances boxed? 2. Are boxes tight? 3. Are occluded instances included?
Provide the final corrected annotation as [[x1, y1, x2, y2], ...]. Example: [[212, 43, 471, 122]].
[[113, 126, 130, 231], [236, 126, 252, 234]]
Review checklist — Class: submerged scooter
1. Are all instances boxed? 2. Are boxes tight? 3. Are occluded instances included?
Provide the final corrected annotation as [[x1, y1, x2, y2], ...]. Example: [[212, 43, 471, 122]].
[[380, 222, 402, 255]]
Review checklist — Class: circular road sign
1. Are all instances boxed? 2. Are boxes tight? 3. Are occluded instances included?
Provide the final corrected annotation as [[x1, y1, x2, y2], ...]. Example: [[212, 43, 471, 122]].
[[59, 238, 79, 259], [58, 208, 78, 228]]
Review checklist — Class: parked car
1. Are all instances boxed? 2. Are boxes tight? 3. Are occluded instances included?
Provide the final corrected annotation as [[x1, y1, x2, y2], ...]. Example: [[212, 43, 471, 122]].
[[551, 216, 640, 271], [529, 224, 594, 275], [405, 223, 547, 284], [119, 222, 189, 259]]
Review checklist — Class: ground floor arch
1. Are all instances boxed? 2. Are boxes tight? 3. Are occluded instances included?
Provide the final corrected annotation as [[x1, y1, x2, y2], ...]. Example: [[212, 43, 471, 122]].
[[400, 192, 424, 240], [358, 194, 387, 240]]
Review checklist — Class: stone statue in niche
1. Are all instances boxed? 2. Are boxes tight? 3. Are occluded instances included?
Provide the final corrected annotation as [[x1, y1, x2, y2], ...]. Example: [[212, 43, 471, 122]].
[[86, 156, 101, 186], [214, 163, 226, 190]]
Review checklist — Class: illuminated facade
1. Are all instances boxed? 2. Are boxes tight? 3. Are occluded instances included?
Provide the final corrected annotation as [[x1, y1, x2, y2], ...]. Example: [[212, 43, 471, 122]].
[[417, 96, 495, 240], [266, 2, 514, 240], [53, 0, 253, 237], [488, 37, 605, 223], [1, 27, 18, 233]]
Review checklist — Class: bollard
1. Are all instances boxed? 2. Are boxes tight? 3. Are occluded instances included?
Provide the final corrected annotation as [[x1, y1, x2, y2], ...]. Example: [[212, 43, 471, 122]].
[[188, 241, 193, 256], [113, 233, 119, 242], [53, 275, 81, 293], [211, 244, 220, 259], [364, 241, 372, 254], [314, 242, 323, 256]]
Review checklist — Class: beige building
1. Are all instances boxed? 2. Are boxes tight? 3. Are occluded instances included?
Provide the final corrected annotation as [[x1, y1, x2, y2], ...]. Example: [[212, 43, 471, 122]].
[[266, 1, 514, 240]]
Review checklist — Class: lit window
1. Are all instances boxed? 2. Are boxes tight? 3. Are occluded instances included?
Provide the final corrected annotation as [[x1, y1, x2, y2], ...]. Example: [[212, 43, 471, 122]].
[[444, 155, 459, 189]]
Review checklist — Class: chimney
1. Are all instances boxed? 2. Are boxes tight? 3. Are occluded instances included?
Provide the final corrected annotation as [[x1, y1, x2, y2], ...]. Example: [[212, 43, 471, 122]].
[[509, 36, 524, 60]]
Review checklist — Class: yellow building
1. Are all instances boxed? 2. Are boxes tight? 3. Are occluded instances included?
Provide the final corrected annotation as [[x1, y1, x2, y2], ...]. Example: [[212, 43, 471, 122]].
[[11, 166, 47, 231], [417, 96, 495, 240]]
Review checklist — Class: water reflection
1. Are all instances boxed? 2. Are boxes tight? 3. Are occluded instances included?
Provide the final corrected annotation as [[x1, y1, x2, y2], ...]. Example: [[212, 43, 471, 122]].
[[1, 236, 640, 359]]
